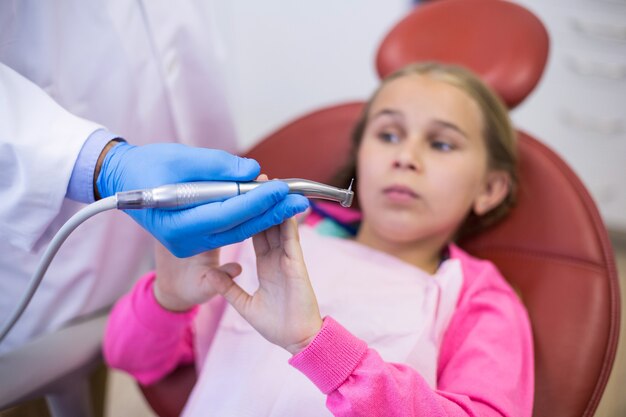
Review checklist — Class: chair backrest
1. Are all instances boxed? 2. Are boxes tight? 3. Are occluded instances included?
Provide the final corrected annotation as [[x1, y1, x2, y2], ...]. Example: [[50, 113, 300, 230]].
[[375, 0, 549, 109], [245, 102, 363, 184], [140, 2, 620, 416]]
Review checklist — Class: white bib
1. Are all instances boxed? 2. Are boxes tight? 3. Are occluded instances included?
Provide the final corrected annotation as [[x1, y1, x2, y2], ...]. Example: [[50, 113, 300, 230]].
[[185, 226, 463, 417]]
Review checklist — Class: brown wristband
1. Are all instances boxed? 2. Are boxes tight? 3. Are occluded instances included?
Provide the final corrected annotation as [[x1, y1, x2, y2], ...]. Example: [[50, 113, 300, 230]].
[[93, 139, 123, 200]]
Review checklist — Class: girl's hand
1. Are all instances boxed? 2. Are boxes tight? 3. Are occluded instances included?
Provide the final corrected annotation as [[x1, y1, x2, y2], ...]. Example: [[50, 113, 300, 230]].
[[210, 216, 323, 355], [153, 242, 242, 312]]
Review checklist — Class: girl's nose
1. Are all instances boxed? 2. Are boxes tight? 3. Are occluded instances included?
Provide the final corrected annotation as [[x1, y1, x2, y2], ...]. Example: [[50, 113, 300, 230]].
[[392, 159, 417, 170], [392, 142, 421, 172]]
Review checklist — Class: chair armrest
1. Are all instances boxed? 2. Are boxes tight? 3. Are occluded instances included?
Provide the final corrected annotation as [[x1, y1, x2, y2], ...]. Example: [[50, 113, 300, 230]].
[[139, 363, 197, 417]]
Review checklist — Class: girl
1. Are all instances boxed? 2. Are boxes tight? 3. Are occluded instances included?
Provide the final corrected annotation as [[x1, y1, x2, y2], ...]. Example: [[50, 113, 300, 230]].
[[105, 62, 533, 416]]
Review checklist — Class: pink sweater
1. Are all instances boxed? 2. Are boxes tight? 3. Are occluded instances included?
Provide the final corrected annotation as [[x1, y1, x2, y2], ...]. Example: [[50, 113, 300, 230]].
[[105, 243, 533, 417]]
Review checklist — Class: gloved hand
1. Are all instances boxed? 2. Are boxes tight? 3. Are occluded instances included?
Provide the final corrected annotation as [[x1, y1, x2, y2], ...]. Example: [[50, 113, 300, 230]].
[[96, 141, 309, 257]]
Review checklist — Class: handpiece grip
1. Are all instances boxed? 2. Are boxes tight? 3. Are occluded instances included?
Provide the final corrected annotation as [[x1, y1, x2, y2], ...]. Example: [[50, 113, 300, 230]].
[[117, 181, 240, 209]]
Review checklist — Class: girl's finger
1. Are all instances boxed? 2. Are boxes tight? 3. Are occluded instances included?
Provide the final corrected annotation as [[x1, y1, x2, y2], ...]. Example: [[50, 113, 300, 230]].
[[253, 227, 271, 256], [265, 223, 282, 249], [216, 262, 242, 278], [206, 264, 251, 314], [280, 217, 304, 260]]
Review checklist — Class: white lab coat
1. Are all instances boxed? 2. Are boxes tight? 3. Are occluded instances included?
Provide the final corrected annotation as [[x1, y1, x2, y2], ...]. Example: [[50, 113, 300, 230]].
[[0, 0, 237, 354]]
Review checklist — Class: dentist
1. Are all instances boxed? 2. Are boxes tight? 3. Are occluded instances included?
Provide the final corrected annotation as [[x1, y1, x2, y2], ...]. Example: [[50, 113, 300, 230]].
[[0, 2, 308, 356]]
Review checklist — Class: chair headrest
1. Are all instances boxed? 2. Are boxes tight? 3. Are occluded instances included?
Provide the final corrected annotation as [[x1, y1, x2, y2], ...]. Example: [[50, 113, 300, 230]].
[[375, 0, 549, 109]]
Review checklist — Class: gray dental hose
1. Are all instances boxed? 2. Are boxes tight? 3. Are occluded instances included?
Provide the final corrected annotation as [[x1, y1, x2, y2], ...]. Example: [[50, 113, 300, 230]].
[[0, 179, 353, 344]]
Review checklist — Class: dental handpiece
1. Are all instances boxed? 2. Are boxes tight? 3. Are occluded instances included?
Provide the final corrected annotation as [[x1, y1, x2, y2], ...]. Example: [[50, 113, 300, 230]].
[[115, 178, 354, 210], [0, 178, 354, 345]]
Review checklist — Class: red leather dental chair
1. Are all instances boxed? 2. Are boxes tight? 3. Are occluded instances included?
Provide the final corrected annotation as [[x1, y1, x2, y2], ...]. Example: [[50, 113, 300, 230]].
[[139, 1, 620, 416]]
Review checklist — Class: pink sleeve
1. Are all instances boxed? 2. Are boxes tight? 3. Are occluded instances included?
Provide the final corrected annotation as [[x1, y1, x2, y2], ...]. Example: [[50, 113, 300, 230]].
[[289, 287, 533, 417], [103, 272, 197, 385]]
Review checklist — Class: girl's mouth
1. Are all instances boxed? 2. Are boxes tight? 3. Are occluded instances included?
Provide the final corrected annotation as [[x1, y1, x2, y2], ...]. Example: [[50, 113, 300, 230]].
[[383, 185, 418, 202]]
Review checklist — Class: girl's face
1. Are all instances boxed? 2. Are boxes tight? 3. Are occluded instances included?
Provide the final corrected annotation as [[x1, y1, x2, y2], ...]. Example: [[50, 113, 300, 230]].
[[356, 74, 506, 249]]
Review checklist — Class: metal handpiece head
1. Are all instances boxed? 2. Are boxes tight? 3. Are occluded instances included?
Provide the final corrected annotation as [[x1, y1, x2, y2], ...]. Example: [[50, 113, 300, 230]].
[[283, 178, 354, 207], [239, 178, 354, 207]]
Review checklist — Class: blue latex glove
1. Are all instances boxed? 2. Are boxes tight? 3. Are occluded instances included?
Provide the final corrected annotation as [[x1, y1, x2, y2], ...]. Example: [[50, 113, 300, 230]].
[[97, 141, 309, 257]]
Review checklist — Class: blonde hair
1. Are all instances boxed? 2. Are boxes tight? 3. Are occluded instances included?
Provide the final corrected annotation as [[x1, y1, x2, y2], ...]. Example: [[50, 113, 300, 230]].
[[336, 62, 518, 239]]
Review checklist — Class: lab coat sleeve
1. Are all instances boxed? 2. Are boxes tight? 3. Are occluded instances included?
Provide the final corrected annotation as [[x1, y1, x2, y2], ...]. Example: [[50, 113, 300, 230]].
[[0, 62, 104, 251]]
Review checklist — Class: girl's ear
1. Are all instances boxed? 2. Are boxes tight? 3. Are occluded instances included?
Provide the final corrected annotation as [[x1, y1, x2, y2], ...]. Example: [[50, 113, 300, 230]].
[[473, 170, 511, 216]]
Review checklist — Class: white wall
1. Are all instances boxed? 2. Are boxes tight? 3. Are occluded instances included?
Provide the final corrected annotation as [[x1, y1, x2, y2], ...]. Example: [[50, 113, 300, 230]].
[[510, 0, 626, 231], [209, 0, 412, 151]]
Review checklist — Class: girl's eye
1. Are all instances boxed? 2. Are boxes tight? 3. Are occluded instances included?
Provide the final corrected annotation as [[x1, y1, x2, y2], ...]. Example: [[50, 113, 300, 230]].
[[430, 139, 455, 152], [378, 131, 400, 143]]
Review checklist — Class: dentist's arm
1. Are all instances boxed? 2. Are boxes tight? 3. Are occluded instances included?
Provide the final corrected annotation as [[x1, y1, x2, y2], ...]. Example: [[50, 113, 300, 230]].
[[94, 141, 310, 257], [1, 61, 309, 257], [0, 62, 105, 251]]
